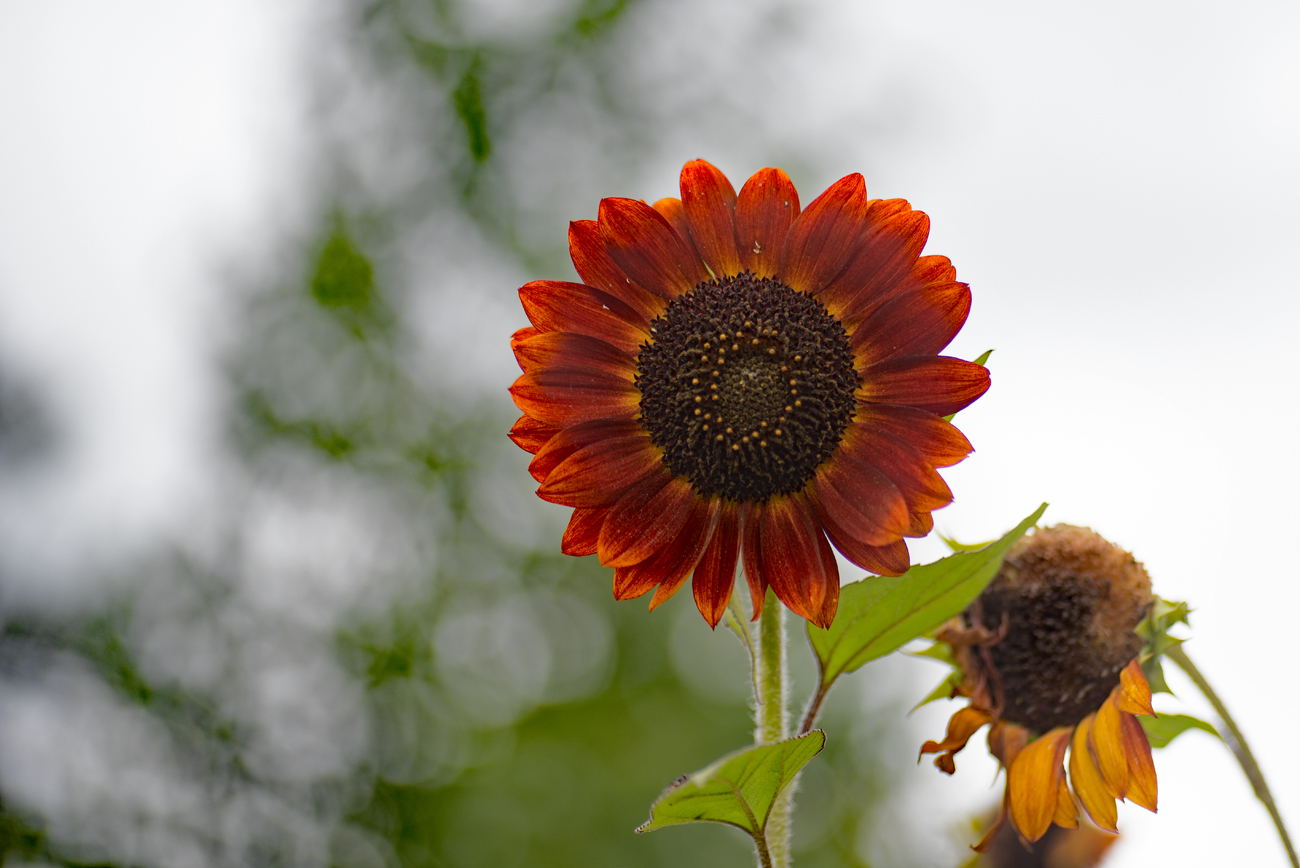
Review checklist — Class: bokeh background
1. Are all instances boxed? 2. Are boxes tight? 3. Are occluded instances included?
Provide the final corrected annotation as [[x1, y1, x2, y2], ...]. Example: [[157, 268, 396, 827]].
[[1, 1, 1297, 866]]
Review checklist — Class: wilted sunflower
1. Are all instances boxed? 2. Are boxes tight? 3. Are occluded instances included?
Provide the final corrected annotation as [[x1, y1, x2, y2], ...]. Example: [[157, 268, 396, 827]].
[[509, 160, 989, 628], [921, 525, 1159, 850]]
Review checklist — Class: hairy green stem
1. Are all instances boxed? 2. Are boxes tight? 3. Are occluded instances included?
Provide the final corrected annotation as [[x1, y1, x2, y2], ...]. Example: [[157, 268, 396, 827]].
[[1167, 643, 1298, 868], [753, 588, 791, 868]]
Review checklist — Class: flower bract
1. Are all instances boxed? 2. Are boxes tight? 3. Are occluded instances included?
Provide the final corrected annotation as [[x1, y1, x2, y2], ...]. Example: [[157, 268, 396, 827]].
[[509, 160, 989, 627]]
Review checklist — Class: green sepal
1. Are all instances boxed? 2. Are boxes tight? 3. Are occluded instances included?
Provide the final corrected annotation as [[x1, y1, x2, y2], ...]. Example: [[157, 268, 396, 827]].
[[807, 503, 1047, 688], [636, 731, 826, 835], [943, 350, 993, 422], [1142, 655, 1175, 696], [910, 641, 958, 667], [1138, 596, 1192, 662], [1140, 713, 1220, 749], [938, 534, 997, 553], [911, 669, 964, 713]]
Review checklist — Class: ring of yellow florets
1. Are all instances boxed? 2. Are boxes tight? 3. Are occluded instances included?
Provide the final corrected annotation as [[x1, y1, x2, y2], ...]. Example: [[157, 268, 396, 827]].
[[635, 273, 858, 502]]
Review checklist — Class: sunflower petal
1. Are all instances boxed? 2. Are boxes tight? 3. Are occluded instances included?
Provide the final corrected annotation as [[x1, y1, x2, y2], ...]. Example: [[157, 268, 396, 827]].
[[528, 418, 643, 485], [812, 450, 909, 546], [746, 496, 826, 623], [1090, 692, 1129, 800], [650, 197, 699, 256], [599, 197, 707, 299], [734, 167, 800, 277], [509, 415, 560, 456], [536, 432, 661, 508], [1007, 727, 1072, 843], [919, 706, 993, 774], [1117, 659, 1156, 716], [808, 489, 911, 575], [819, 203, 927, 318], [839, 422, 954, 514], [681, 159, 741, 277], [519, 280, 650, 353], [510, 367, 640, 427], [810, 526, 841, 629], [689, 500, 741, 624], [1053, 775, 1080, 830], [850, 282, 972, 366], [612, 565, 659, 601], [567, 219, 668, 321], [858, 356, 991, 417], [1070, 714, 1119, 832], [510, 331, 637, 378], [598, 475, 696, 567], [988, 720, 1030, 769], [855, 403, 973, 468], [615, 497, 720, 607], [779, 173, 867, 294], [562, 507, 607, 556], [1121, 710, 1159, 812]]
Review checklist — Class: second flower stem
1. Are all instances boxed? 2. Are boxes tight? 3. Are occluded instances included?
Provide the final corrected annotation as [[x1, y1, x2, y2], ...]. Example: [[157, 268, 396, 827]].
[[1167, 643, 1298, 868], [754, 588, 791, 868]]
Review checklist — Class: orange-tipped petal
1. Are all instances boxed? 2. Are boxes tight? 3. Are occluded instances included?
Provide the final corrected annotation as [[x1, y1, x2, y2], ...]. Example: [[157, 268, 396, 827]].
[[615, 496, 720, 608], [509, 367, 640, 427], [650, 197, 698, 258], [919, 706, 993, 774], [811, 449, 909, 546], [735, 167, 800, 277], [598, 474, 696, 567], [689, 501, 741, 624], [1090, 693, 1129, 800], [849, 281, 972, 366], [987, 720, 1030, 769], [1007, 727, 1072, 843], [1069, 714, 1119, 832], [598, 197, 707, 299], [1053, 775, 1080, 830], [562, 507, 607, 556], [680, 159, 741, 277], [858, 355, 991, 417], [519, 280, 650, 353], [819, 203, 928, 319], [528, 418, 643, 486], [509, 415, 560, 456], [536, 433, 661, 508], [1117, 659, 1156, 716], [807, 487, 910, 575], [612, 565, 659, 601], [839, 421, 954, 514], [1121, 710, 1158, 812], [567, 219, 667, 322], [779, 173, 867, 294], [855, 404, 973, 468], [510, 330, 637, 378]]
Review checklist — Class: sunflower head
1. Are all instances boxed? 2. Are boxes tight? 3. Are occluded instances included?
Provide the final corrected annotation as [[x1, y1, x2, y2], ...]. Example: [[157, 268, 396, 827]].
[[922, 524, 1160, 850], [510, 160, 989, 628]]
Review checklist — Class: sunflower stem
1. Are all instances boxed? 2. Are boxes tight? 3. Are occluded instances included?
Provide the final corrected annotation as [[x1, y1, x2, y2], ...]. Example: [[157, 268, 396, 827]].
[[753, 588, 792, 868], [1167, 643, 1298, 868]]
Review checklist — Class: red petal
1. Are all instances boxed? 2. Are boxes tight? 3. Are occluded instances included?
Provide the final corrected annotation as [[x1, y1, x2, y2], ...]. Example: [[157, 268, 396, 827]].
[[613, 566, 659, 601], [778, 173, 867, 294], [536, 432, 661, 508], [509, 367, 640, 427], [749, 495, 833, 623], [857, 356, 991, 417], [734, 167, 800, 277], [562, 507, 607, 556], [1121, 711, 1158, 812], [519, 280, 650, 353], [598, 198, 707, 299], [598, 475, 697, 567], [854, 404, 973, 468], [688, 500, 739, 627], [510, 331, 636, 378], [616, 496, 719, 608], [850, 282, 972, 366], [812, 449, 910, 546], [819, 207, 930, 320], [906, 510, 934, 538], [839, 421, 954, 514], [741, 503, 767, 616], [568, 219, 668, 322], [529, 418, 644, 486], [808, 489, 911, 575], [680, 159, 741, 277], [651, 197, 703, 262], [810, 523, 841, 628], [508, 415, 560, 456]]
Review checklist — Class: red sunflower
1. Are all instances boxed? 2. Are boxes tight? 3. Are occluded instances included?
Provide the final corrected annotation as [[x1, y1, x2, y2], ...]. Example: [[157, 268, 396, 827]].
[[509, 160, 989, 628]]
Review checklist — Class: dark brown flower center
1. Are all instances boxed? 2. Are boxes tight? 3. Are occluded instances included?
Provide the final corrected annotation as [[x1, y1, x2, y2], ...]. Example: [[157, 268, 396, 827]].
[[635, 273, 858, 501], [971, 525, 1152, 733]]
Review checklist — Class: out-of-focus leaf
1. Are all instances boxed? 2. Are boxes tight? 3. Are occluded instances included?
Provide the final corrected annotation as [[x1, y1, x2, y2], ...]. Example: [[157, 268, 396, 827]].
[[938, 534, 996, 553], [453, 56, 491, 162], [311, 231, 374, 309], [573, 0, 630, 38], [637, 731, 825, 835], [911, 670, 964, 713], [1142, 655, 1174, 696], [808, 504, 1047, 687], [1141, 713, 1220, 749]]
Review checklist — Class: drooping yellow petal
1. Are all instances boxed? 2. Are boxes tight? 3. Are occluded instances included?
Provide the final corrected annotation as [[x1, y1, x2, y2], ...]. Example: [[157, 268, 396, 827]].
[[1116, 659, 1155, 716], [1069, 714, 1118, 832], [1053, 774, 1079, 830], [1008, 726, 1072, 842], [920, 706, 992, 774], [1089, 692, 1129, 799], [1121, 710, 1159, 812]]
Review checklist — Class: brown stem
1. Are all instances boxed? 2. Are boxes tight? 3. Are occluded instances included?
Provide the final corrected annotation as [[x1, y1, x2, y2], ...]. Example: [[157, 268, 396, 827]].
[[1166, 643, 1298, 868], [799, 681, 831, 735]]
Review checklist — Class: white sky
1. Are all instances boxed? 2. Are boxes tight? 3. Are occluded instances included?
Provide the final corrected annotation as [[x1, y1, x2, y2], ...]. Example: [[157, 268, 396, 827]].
[[0, 1, 1298, 866]]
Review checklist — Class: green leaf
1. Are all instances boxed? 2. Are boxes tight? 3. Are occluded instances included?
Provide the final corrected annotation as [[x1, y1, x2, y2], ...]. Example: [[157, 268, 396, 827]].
[[636, 731, 825, 835], [1141, 713, 1220, 749], [311, 231, 374, 309], [453, 56, 491, 162], [807, 503, 1047, 687], [911, 670, 964, 713], [938, 534, 996, 553], [1142, 655, 1174, 696]]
